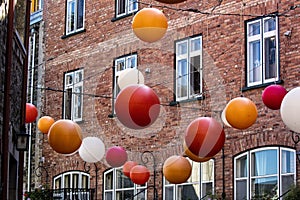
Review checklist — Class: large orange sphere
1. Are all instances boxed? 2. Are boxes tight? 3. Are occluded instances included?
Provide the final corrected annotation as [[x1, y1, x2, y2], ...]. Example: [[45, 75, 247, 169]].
[[184, 117, 225, 158], [48, 120, 83, 154], [225, 97, 258, 130], [183, 142, 211, 162], [25, 103, 38, 123], [38, 116, 55, 134], [123, 161, 138, 178], [130, 165, 150, 185], [132, 8, 168, 43], [154, 0, 187, 4], [163, 155, 192, 184]]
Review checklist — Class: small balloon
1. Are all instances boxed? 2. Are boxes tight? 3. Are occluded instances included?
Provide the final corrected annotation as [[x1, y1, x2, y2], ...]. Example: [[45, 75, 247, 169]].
[[38, 116, 55, 134], [262, 85, 287, 110], [118, 68, 144, 90], [130, 165, 150, 185], [25, 103, 38, 123], [123, 161, 138, 178], [106, 146, 128, 167], [79, 137, 105, 163]]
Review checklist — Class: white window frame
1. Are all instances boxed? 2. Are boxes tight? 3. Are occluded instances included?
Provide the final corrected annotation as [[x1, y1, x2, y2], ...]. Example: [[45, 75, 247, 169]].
[[163, 158, 214, 200], [53, 171, 90, 200], [66, 0, 85, 35], [246, 16, 279, 87], [116, 0, 138, 18], [64, 69, 84, 122], [175, 35, 203, 101], [103, 167, 147, 200], [234, 147, 296, 200]]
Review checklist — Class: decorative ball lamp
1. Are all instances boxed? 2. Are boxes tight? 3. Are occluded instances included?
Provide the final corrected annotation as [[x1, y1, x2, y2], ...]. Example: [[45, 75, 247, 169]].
[[163, 155, 192, 184], [184, 117, 225, 158], [79, 137, 105, 163], [48, 119, 82, 154], [154, 0, 187, 4], [115, 84, 160, 129], [37, 116, 55, 134], [106, 146, 128, 167], [123, 161, 138, 178], [262, 85, 287, 110], [25, 103, 38, 123], [130, 165, 150, 185], [225, 97, 258, 130], [118, 68, 145, 90], [132, 8, 168, 43], [183, 142, 211, 162], [221, 106, 232, 127], [280, 87, 300, 133]]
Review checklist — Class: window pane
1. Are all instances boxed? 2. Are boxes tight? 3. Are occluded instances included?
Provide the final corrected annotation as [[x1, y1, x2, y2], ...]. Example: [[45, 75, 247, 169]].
[[82, 175, 88, 189], [236, 155, 247, 178], [64, 174, 70, 188], [178, 184, 200, 200], [116, 59, 125, 72], [73, 174, 79, 188], [187, 161, 200, 183], [75, 70, 83, 83], [190, 55, 201, 96], [177, 59, 188, 98], [252, 149, 277, 176], [105, 192, 113, 200], [116, 190, 133, 200], [165, 186, 174, 200], [282, 175, 294, 195], [77, 0, 84, 29], [251, 176, 278, 199], [117, 0, 125, 15], [136, 189, 146, 199], [202, 160, 213, 182], [249, 22, 260, 36], [66, 73, 73, 85], [264, 18, 276, 32], [105, 171, 113, 190], [264, 36, 276, 79], [249, 40, 261, 83], [54, 177, 61, 189], [67, 1, 75, 32], [116, 169, 133, 189], [64, 89, 72, 119], [282, 150, 295, 174], [177, 42, 187, 55], [128, 0, 137, 12], [126, 56, 136, 69], [202, 182, 212, 199], [191, 38, 201, 52], [74, 86, 82, 119], [236, 180, 247, 200]]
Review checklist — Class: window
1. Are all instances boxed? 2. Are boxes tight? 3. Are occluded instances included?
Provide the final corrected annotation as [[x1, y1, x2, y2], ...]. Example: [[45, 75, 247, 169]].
[[175, 35, 202, 101], [246, 16, 279, 87], [53, 171, 90, 199], [103, 168, 147, 200], [66, 0, 85, 35], [163, 159, 214, 200], [31, 0, 43, 12], [115, 0, 138, 18], [64, 69, 84, 122], [234, 147, 296, 200]]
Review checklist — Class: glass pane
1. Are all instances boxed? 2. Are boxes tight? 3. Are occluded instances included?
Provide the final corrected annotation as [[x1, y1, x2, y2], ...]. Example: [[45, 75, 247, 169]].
[[75, 70, 83, 83], [202, 160, 213, 182], [187, 161, 200, 183], [202, 182, 212, 199], [105, 191, 113, 200], [82, 175, 88, 189], [264, 18, 276, 32], [190, 55, 201, 96], [66, 74, 73, 85], [282, 150, 295, 174], [116, 190, 133, 200], [67, 1, 75, 32], [264, 36, 277, 79], [236, 155, 247, 178], [117, 0, 125, 15], [64, 89, 72, 119], [249, 22, 260, 36], [64, 174, 70, 188], [73, 174, 79, 188], [116, 59, 125, 72], [126, 56, 137, 69], [177, 42, 187, 56], [116, 169, 133, 189], [128, 0, 137, 12], [236, 180, 247, 200], [191, 38, 201, 52], [177, 59, 188, 98], [164, 186, 174, 200], [249, 40, 261, 83], [251, 176, 278, 199], [77, 0, 84, 29], [74, 86, 82, 119], [251, 149, 277, 176], [54, 178, 61, 189], [136, 189, 146, 200], [178, 184, 200, 200], [282, 175, 294, 195], [105, 171, 113, 190]]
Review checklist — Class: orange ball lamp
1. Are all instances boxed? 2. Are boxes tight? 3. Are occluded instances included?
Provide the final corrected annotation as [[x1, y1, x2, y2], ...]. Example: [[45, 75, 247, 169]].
[[225, 97, 258, 130], [123, 161, 138, 178], [183, 142, 211, 162], [132, 8, 168, 43], [154, 0, 187, 4], [37, 116, 55, 134], [115, 84, 160, 129], [163, 155, 192, 184], [106, 146, 128, 168], [48, 119, 83, 154], [25, 103, 38, 123], [184, 117, 225, 158], [130, 165, 150, 185]]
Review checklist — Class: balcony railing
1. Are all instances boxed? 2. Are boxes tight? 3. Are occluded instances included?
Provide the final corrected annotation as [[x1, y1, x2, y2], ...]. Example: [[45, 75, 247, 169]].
[[25, 188, 95, 200]]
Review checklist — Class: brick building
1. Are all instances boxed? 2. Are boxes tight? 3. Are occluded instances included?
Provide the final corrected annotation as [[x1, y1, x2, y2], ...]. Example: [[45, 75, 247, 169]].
[[30, 0, 300, 199]]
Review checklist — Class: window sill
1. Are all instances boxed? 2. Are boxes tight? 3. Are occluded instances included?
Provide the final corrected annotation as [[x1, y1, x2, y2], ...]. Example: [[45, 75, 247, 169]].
[[170, 95, 205, 106], [61, 29, 86, 39], [242, 80, 284, 92], [111, 11, 138, 22]]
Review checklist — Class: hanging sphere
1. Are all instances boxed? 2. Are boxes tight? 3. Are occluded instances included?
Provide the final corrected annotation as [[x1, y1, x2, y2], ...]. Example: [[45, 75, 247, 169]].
[[25, 103, 38, 123], [123, 161, 138, 178], [38, 116, 55, 134], [280, 87, 300, 133], [48, 119, 83, 154], [184, 117, 225, 158], [163, 155, 192, 184], [183, 142, 211, 162], [106, 146, 128, 168], [132, 8, 168, 43], [115, 84, 160, 129], [79, 137, 105, 163], [130, 165, 150, 185], [262, 85, 287, 110], [154, 0, 187, 4], [221, 106, 232, 127], [225, 97, 258, 130], [118, 68, 145, 91]]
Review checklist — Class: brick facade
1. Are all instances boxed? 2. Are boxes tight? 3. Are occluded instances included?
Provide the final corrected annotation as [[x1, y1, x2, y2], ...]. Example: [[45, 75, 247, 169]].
[[41, 0, 300, 199]]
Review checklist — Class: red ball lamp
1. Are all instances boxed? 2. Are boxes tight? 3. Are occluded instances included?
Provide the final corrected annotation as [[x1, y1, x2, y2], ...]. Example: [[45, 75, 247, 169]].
[[25, 103, 38, 123], [106, 146, 128, 168], [130, 165, 150, 185], [262, 84, 287, 110], [123, 161, 138, 178]]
